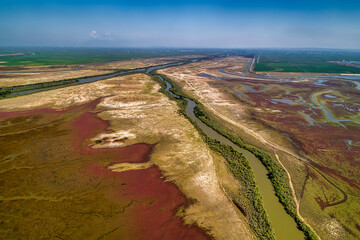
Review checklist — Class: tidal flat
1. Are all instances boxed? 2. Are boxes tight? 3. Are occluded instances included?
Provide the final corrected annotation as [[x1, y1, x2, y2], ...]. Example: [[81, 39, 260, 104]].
[[160, 56, 360, 240], [0, 71, 255, 239]]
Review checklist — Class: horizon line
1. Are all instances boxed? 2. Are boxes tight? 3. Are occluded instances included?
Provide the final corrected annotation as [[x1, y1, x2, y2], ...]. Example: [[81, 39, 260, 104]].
[[1, 46, 360, 51]]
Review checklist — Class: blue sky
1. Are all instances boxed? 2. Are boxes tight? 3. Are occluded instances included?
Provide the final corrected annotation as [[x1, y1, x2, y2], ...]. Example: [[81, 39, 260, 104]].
[[1, 0, 360, 48]]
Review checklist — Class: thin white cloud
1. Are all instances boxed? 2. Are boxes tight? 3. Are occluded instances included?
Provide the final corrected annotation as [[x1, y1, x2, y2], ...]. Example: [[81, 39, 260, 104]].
[[89, 30, 98, 39]]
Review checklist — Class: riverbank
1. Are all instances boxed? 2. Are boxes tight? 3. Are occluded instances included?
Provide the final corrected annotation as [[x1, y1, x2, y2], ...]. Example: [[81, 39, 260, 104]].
[[150, 73, 275, 239], [151, 72, 318, 240], [0, 72, 258, 239], [0, 54, 223, 99]]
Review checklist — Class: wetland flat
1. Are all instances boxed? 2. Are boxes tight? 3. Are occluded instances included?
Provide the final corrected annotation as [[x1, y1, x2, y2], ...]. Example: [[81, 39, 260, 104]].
[[1, 50, 360, 240], [0, 66, 255, 239], [2, 0, 360, 238], [160, 55, 360, 240]]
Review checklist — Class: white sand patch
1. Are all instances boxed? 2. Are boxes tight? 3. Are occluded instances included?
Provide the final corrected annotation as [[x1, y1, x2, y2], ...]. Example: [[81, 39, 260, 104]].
[[108, 162, 153, 172], [94, 131, 136, 139], [99, 99, 147, 109], [321, 219, 344, 239], [106, 110, 147, 119], [91, 130, 136, 148]]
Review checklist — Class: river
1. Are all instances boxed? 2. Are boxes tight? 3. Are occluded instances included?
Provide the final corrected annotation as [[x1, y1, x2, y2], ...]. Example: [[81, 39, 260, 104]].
[[1, 56, 308, 238], [157, 75, 304, 240], [3, 61, 195, 98]]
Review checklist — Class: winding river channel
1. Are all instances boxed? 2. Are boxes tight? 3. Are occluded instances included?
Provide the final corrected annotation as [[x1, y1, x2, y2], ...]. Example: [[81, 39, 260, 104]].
[[3, 61, 189, 98], [2, 56, 306, 239], [156, 75, 304, 240]]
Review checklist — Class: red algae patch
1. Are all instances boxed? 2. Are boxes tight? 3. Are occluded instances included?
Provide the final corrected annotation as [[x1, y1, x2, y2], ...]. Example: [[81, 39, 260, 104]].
[[71, 101, 210, 239], [87, 164, 210, 240], [71, 109, 155, 163], [0, 98, 211, 239]]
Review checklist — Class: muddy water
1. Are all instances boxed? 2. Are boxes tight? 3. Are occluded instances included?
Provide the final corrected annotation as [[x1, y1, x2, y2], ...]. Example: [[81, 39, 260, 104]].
[[157, 75, 304, 240]]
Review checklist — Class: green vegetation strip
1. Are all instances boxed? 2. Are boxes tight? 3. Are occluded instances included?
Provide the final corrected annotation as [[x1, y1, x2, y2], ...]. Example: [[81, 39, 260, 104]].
[[152, 73, 318, 240], [0, 66, 143, 99], [0, 70, 119, 98], [0, 78, 78, 98], [195, 101, 318, 240], [151, 73, 275, 239]]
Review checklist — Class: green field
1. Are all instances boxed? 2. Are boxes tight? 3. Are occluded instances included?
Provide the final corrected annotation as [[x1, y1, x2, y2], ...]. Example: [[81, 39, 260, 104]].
[[0, 47, 221, 66], [254, 49, 360, 73], [4, 48, 359, 74]]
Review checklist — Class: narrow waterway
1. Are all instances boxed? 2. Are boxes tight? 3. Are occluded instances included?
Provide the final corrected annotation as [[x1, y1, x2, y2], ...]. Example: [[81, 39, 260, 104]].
[[3, 61, 192, 98], [311, 92, 360, 126], [157, 75, 304, 240]]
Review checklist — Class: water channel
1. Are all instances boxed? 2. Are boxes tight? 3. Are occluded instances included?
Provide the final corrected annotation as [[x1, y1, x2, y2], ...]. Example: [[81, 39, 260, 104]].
[[3, 61, 189, 98], [157, 75, 304, 240], [215, 70, 360, 127], [2, 57, 306, 239]]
